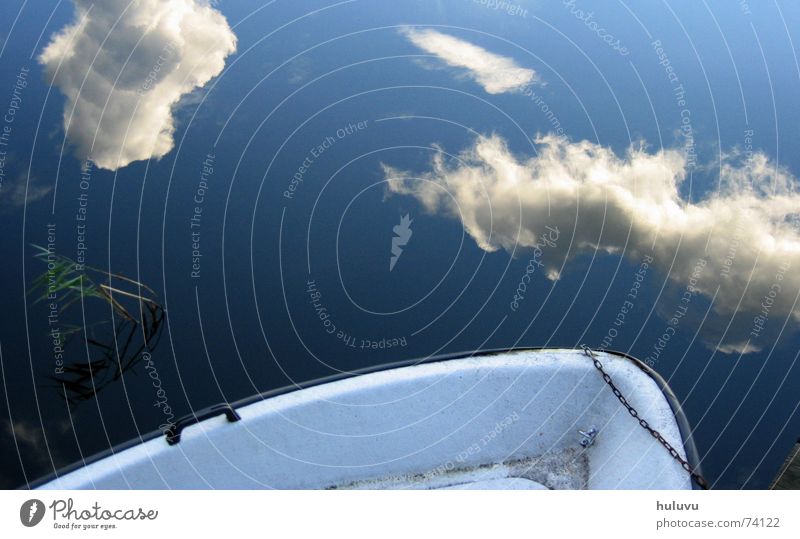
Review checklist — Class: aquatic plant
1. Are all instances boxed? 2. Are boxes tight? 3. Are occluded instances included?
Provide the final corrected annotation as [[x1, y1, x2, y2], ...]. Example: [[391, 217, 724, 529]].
[[30, 245, 165, 404]]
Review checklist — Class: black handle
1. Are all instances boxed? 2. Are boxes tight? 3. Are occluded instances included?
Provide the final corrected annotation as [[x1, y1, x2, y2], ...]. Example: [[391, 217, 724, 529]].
[[165, 404, 241, 445]]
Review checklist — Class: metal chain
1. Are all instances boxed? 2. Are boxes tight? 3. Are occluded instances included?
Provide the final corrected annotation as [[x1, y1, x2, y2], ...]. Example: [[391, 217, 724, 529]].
[[581, 345, 709, 490]]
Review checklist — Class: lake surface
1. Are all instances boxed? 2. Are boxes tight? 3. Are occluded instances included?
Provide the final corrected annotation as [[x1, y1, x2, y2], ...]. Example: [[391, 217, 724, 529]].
[[1, 0, 799, 489]]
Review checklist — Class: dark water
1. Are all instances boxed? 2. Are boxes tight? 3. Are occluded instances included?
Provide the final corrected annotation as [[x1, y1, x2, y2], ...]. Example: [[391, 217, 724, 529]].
[[1, 0, 799, 489]]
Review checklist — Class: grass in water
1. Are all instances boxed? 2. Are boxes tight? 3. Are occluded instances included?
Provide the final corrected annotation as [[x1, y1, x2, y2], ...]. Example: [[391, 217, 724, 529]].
[[30, 245, 165, 405]]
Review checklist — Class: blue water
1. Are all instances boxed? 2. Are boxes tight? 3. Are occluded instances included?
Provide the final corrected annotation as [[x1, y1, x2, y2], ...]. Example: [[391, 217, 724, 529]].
[[1, 0, 799, 489]]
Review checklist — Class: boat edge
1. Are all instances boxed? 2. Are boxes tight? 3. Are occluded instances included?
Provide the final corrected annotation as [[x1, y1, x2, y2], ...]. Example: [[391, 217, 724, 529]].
[[24, 347, 704, 490]]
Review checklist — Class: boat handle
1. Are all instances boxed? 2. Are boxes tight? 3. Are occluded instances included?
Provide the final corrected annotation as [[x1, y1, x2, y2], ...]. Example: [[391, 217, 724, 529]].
[[165, 404, 241, 445]]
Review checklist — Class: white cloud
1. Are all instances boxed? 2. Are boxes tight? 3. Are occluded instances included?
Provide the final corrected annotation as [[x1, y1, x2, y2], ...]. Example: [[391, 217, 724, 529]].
[[383, 134, 800, 347], [401, 27, 537, 94], [39, 0, 237, 171], [714, 341, 763, 355], [0, 174, 52, 209], [3, 419, 59, 468]]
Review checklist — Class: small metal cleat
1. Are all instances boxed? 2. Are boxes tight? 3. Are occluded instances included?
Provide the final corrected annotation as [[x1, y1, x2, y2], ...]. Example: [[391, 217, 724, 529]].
[[579, 426, 599, 448]]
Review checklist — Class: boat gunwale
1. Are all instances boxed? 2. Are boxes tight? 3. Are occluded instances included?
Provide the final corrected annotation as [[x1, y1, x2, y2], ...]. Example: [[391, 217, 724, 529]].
[[25, 347, 703, 490]]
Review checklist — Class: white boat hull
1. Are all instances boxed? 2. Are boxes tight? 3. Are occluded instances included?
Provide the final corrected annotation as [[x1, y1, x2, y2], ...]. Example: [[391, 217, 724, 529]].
[[35, 349, 699, 489]]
